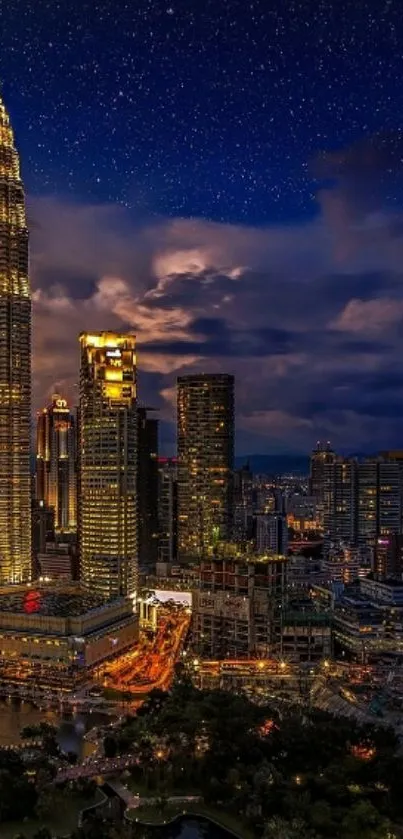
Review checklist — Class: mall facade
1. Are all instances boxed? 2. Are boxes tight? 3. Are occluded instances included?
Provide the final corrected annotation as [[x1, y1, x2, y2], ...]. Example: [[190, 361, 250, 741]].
[[0, 584, 138, 689]]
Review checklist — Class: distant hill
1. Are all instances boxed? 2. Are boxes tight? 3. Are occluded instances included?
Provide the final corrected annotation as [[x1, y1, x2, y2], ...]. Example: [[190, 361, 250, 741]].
[[235, 454, 309, 475]]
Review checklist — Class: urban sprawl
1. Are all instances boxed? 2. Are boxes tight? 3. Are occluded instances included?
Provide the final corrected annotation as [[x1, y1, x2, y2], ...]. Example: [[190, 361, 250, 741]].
[[2, 95, 403, 839]]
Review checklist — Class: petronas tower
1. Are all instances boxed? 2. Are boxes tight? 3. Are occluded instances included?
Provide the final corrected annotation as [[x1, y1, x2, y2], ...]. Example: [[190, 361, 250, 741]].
[[0, 96, 31, 583]]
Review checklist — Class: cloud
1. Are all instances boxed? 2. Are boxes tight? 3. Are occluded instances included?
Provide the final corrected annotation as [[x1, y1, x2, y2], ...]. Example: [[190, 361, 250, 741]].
[[330, 297, 403, 334], [29, 134, 403, 453]]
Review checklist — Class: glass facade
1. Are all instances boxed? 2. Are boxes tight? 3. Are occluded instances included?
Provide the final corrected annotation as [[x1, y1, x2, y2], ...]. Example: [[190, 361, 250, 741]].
[[0, 97, 31, 583], [177, 373, 234, 561], [78, 332, 138, 600], [36, 394, 77, 532]]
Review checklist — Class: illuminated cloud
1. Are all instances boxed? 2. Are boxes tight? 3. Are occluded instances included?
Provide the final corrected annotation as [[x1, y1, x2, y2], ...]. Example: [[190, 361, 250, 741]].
[[29, 133, 403, 454], [330, 298, 403, 334]]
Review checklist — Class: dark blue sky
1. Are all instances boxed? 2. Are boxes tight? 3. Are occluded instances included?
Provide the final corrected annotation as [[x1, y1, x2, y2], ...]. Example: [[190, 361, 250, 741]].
[[2, 0, 402, 223], [2, 0, 403, 454]]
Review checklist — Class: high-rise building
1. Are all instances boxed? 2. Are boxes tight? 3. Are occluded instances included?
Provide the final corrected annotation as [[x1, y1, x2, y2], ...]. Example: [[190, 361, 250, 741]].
[[192, 546, 288, 658], [309, 441, 336, 499], [256, 512, 288, 555], [233, 462, 254, 542], [177, 373, 234, 562], [323, 453, 403, 576], [0, 96, 31, 583], [137, 407, 159, 572], [78, 332, 138, 600], [158, 457, 178, 567], [323, 457, 357, 550], [31, 499, 55, 578], [36, 394, 77, 532], [309, 441, 336, 526]]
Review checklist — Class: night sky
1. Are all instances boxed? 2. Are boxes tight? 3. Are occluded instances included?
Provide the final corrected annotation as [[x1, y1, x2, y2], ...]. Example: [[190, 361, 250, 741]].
[[1, 0, 403, 455]]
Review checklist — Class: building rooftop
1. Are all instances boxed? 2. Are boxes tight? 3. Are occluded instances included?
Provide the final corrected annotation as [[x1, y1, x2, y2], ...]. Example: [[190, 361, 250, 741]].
[[0, 585, 107, 618]]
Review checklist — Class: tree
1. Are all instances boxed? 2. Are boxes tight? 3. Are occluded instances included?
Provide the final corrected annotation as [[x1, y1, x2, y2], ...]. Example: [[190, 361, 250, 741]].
[[35, 790, 53, 820], [263, 816, 311, 839], [0, 768, 38, 822], [341, 799, 391, 839], [310, 800, 337, 835], [103, 734, 118, 759], [33, 830, 52, 839]]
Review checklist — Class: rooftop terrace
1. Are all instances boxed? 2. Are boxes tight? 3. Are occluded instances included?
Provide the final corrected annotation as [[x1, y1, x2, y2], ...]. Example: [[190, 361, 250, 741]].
[[0, 585, 107, 618]]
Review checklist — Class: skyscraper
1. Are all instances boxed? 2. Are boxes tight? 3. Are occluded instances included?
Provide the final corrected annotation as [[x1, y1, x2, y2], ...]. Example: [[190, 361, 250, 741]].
[[309, 441, 336, 500], [158, 457, 178, 566], [309, 441, 336, 526], [233, 462, 254, 542], [177, 373, 234, 561], [323, 453, 403, 576], [137, 407, 159, 572], [0, 96, 31, 583], [78, 332, 138, 600], [323, 457, 357, 551], [36, 394, 76, 532], [256, 512, 288, 556]]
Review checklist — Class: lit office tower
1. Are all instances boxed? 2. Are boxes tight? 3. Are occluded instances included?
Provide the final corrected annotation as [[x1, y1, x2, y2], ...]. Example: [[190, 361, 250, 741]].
[[309, 441, 336, 525], [177, 373, 234, 561], [36, 394, 76, 532], [78, 333, 138, 599], [323, 457, 358, 553], [0, 96, 31, 583], [323, 454, 403, 575]]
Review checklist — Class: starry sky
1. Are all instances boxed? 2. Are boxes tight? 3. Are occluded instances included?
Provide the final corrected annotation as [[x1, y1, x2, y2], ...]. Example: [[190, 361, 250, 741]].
[[2, 0, 403, 455]]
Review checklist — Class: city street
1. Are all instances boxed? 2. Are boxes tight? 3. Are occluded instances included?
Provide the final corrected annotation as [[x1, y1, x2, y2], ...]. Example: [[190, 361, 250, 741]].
[[97, 608, 190, 695]]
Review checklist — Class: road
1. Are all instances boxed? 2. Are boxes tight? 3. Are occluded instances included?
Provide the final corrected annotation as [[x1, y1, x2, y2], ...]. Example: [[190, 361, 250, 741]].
[[55, 754, 139, 783], [97, 609, 190, 695]]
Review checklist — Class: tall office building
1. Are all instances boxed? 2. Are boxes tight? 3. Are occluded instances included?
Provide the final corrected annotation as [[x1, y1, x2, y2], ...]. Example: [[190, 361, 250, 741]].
[[78, 332, 138, 600], [309, 441, 336, 499], [256, 512, 288, 556], [309, 441, 336, 526], [323, 453, 403, 577], [137, 407, 159, 572], [177, 373, 234, 561], [36, 394, 77, 532], [158, 457, 178, 566], [323, 457, 357, 551], [0, 96, 31, 583], [233, 462, 254, 542]]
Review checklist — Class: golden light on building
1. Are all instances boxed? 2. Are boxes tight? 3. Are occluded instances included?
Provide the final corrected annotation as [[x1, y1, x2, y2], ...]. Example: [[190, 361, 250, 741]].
[[36, 394, 76, 532], [78, 332, 138, 600], [177, 373, 234, 562], [0, 96, 31, 583]]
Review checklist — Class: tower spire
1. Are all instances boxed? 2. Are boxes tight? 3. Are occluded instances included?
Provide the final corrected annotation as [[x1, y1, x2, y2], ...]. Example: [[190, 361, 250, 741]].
[[0, 94, 31, 582]]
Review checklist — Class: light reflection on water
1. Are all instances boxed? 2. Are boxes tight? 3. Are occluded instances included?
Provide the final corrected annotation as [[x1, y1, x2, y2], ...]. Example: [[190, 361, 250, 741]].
[[0, 696, 109, 757], [0, 703, 235, 838]]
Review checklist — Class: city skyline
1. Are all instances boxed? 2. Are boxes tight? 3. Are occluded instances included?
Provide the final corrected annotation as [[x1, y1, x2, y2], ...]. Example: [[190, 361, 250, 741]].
[[2, 1, 403, 454]]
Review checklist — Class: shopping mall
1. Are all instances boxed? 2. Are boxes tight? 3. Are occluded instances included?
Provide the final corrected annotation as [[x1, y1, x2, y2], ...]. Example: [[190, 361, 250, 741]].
[[0, 584, 138, 690]]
